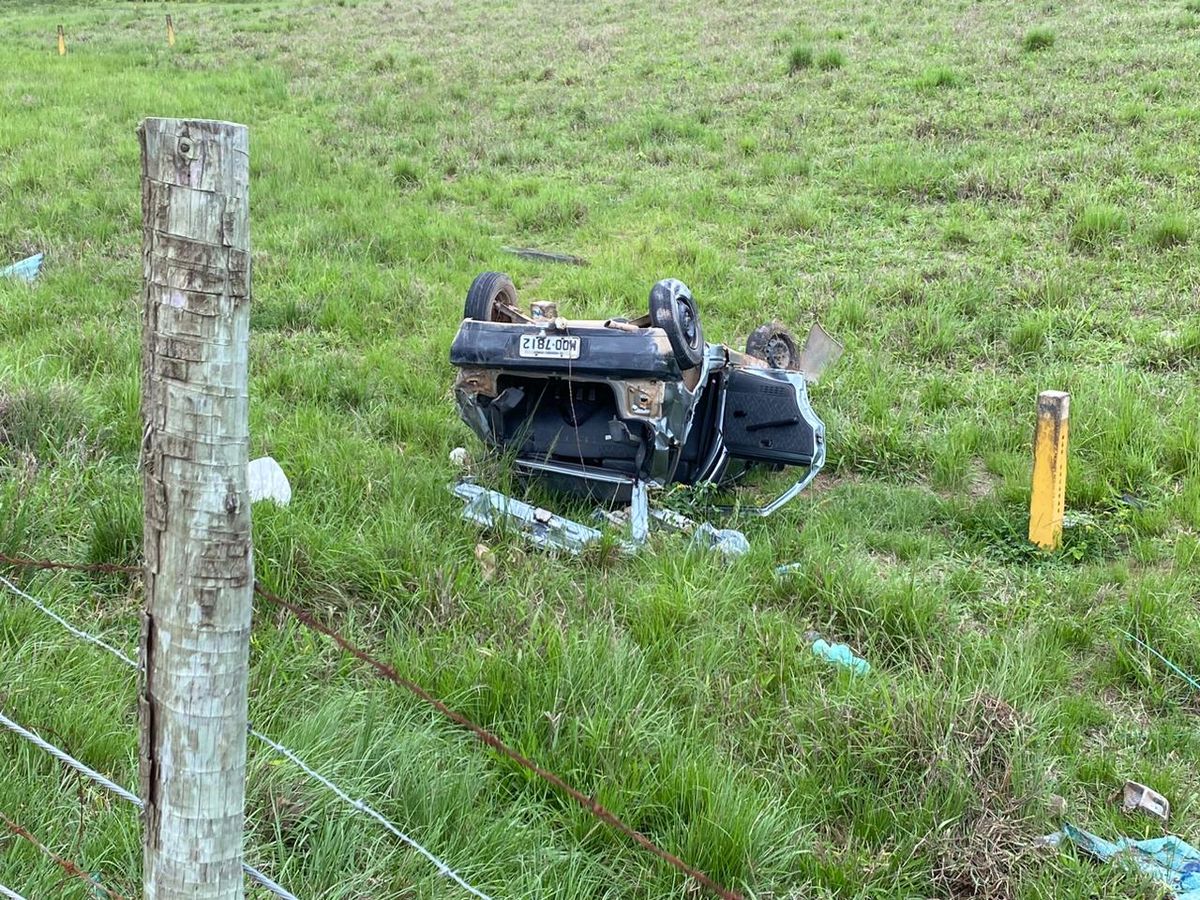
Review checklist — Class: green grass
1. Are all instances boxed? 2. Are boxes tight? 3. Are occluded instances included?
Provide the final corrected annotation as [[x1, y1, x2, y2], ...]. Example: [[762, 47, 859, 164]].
[[1023, 26, 1057, 51], [787, 43, 814, 72], [815, 47, 845, 71], [1068, 204, 1129, 251], [916, 65, 961, 90], [3, 1, 1200, 898], [1148, 213, 1192, 249]]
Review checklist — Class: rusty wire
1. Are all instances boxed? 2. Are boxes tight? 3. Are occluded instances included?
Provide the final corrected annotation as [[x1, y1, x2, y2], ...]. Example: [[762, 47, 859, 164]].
[[0, 554, 139, 576], [253, 581, 746, 900], [0, 569, 491, 899], [0, 553, 745, 900], [0, 810, 128, 900]]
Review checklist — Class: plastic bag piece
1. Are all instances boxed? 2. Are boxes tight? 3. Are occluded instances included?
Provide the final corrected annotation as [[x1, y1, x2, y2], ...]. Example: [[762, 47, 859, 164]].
[[811, 638, 870, 675], [0, 252, 43, 283], [688, 522, 749, 557], [1052, 823, 1200, 899], [248, 457, 292, 506]]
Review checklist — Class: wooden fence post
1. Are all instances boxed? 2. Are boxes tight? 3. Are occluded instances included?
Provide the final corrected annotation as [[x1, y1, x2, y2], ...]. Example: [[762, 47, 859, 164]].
[[138, 117, 252, 899]]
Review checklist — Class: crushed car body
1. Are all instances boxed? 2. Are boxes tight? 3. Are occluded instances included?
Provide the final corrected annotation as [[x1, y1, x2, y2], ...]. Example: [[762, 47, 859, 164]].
[[449, 271, 836, 546]]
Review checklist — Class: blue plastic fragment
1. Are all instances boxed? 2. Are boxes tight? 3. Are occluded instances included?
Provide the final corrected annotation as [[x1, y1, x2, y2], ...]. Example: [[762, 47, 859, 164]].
[[1052, 823, 1200, 899], [0, 252, 43, 283], [811, 638, 870, 675]]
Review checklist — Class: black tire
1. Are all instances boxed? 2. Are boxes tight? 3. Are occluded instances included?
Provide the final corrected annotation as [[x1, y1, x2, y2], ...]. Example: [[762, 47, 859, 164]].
[[746, 322, 798, 370], [648, 278, 704, 370], [464, 272, 518, 322]]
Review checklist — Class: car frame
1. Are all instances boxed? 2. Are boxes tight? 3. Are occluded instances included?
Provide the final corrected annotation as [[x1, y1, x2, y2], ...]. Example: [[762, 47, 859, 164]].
[[449, 272, 830, 541]]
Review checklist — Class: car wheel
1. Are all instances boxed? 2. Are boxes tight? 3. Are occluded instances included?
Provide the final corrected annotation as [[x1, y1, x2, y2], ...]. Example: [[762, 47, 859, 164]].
[[464, 272, 518, 322], [649, 278, 704, 370], [746, 322, 798, 370]]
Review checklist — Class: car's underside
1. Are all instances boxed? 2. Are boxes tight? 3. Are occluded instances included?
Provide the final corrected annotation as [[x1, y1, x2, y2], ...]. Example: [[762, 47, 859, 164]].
[[449, 273, 833, 538]]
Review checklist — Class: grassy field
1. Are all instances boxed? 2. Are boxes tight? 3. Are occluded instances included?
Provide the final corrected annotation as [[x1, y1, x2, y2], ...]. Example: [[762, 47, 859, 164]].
[[2, 0, 1200, 896]]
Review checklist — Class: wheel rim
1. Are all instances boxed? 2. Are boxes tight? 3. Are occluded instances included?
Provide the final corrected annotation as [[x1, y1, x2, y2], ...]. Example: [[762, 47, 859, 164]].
[[678, 300, 699, 348], [491, 299, 514, 324], [765, 336, 791, 368]]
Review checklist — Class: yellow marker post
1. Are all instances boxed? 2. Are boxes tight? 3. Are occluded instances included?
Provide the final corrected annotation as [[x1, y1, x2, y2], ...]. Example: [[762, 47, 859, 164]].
[[166, 14, 175, 47], [57, 24, 66, 56], [1029, 390, 1070, 550]]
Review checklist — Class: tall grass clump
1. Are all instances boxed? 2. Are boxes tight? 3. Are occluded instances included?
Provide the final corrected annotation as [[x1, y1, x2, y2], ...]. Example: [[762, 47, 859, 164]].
[[1069, 204, 1127, 250], [779, 199, 822, 234], [816, 48, 845, 70], [1022, 27, 1055, 51], [917, 66, 960, 89], [788, 44, 814, 72], [1148, 213, 1191, 249], [391, 157, 423, 187], [0, 385, 88, 461]]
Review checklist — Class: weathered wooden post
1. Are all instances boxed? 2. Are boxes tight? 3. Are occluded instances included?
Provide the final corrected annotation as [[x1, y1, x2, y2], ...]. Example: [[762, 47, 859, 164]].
[[138, 118, 252, 899]]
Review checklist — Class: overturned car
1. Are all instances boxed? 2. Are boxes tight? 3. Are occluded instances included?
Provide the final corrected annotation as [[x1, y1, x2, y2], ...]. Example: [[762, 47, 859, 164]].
[[449, 271, 835, 544]]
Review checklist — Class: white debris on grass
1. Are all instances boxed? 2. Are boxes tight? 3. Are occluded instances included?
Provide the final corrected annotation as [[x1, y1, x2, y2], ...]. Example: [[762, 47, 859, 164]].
[[248, 456, 291, 506]]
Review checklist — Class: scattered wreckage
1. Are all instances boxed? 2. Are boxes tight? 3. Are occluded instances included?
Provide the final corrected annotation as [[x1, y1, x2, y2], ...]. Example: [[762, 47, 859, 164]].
[[449, 271, 840, 553]]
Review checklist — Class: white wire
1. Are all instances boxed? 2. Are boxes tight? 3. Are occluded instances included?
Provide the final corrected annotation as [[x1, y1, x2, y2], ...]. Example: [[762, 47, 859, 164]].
[[0, 575, 137, 669], [251, 729, 495, 900], [0, 707, 143, 808], [0, 572, 494, 900], [244, 864, 301, 900], [0, 706, 298, 899], [0, 884, 29, 900]]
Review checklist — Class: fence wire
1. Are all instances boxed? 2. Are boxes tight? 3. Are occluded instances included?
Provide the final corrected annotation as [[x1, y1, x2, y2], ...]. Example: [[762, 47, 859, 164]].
[[0, 808, 128, 900], [0, 708, 299, 900], [2, 553, 746, 899], [254, 581, 745, 900], [0, 568, 493, 900]]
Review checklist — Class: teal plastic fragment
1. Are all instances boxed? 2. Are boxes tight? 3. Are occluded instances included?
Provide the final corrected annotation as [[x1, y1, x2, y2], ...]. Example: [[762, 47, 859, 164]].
[[1054, 823, 1200, 899], [0, 252, 43, 282], [811, 638, 869, 675]]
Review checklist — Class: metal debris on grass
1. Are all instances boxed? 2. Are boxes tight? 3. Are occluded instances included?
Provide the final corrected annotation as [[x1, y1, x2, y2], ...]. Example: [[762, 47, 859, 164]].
[[648, 505, 748, 557], [451, 481, 748, 557], [1121, 781, 1170, 823], [501, 246, 589, 266], [688, 521, 749, 557], [454, 482, 606, 555], [0, 252, 43, 283]]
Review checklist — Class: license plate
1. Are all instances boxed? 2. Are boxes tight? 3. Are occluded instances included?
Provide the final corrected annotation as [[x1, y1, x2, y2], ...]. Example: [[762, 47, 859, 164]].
[[519, 333, 580, 359]]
